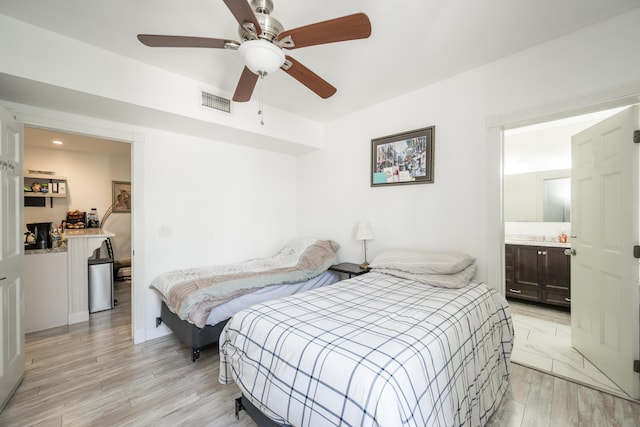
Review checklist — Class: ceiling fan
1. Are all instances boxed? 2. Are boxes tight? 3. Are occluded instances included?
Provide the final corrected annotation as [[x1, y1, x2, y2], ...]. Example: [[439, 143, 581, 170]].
[[137, 0, 372, 103]]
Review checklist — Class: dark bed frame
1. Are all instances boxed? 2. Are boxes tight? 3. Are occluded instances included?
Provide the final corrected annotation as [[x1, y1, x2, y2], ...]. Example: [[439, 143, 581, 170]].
[[156, 301, 229, 362], [235, 394, 292, 427]]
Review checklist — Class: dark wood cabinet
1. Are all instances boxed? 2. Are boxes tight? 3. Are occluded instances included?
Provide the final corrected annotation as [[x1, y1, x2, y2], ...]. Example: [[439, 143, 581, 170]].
[[505, 244, 571, 308]]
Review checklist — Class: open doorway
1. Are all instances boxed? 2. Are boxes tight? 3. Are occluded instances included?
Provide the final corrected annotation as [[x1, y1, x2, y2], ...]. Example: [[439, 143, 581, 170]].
[[503, 106, 632, 398], [23, 126, 132, 333]]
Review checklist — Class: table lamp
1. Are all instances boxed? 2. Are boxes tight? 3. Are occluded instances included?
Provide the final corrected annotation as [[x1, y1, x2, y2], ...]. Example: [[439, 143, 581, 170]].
[[356, 221, 374, 269]]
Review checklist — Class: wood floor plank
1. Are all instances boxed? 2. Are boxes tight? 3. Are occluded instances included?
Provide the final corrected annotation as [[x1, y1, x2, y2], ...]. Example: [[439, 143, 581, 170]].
[[485, 396, 525, 427], [508, 363, 535, 405], [520, 368, 554, 427], [550, 376, 579, 426], [600, 393, 640, 427], [577, 385, 609, 426]]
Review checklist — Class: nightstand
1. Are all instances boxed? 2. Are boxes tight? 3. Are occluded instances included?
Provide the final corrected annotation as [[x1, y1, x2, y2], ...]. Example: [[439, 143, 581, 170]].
[[329, 262, 371, 278]]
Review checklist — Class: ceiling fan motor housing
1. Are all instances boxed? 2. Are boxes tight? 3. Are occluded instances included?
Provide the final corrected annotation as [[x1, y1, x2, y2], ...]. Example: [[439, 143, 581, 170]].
[[250, 0, 273, 15], [239, 0, 283, 42]]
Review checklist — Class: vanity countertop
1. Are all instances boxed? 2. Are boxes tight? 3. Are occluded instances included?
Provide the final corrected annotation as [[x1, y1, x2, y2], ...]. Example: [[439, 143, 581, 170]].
[[505, 239, 570, 248]]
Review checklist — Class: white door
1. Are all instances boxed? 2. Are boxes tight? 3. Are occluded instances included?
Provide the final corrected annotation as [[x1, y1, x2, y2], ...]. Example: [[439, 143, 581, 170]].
[[571, 105, 640, 399], [0, 107, 24, 410]]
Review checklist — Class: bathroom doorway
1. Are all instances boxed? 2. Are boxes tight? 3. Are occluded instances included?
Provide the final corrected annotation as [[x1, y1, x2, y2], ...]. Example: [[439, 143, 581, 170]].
[[503, 106, 634, 398]]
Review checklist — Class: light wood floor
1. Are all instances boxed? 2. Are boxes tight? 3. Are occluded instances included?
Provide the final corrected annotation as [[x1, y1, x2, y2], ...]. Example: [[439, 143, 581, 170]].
[[1, 283, 638, 426]]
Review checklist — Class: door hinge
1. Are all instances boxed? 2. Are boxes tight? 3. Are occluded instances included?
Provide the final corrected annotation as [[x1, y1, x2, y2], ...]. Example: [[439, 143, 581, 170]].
[[634, 246, 640, 259], [634, 360, 640, 373], [634, 130, 640, 143]]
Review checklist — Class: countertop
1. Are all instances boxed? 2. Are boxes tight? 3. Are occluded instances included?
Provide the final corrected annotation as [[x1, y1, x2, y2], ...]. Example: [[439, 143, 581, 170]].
[[25, 247, 68, 255], [505, 234, 570, 248], [63, 228, 115, 238], [24, 229, 114, 255], [505, 240, 570, 248]]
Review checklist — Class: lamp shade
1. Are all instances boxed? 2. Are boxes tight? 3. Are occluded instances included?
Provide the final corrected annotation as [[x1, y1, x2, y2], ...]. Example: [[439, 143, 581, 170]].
[[356, 221, 374, 240], [239, 39, 285, 75]]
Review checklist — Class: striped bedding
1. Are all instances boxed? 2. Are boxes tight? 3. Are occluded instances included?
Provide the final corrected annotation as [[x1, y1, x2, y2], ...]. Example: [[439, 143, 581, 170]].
[[220, 271, 513, 426]]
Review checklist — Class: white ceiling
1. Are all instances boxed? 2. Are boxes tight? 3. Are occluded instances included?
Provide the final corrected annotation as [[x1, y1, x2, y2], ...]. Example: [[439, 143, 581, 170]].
[[2, 0, 640, 122], [24, 127, 130, 156], [503, 107, 627, 175]]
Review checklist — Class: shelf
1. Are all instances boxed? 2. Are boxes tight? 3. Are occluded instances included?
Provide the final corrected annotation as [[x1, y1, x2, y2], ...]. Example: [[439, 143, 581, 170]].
[[24, 173, 67, 181], [24, 192, 67, 198], [24, 174, 67, 207]]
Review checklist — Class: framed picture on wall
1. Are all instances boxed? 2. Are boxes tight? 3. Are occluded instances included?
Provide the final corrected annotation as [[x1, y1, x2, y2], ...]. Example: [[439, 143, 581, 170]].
[[371, 126, 435, 186], [112, 181, 131, 213]]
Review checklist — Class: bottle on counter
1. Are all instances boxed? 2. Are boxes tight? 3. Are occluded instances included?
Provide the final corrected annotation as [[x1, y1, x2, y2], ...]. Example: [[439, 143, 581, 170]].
[[51, 223, 60, 248], [559, 230, 567, 243], [57, 224, 66, 250]]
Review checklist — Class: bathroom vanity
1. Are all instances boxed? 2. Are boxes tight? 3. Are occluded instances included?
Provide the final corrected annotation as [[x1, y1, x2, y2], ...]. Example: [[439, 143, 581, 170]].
[[505, 241, 571, 308]]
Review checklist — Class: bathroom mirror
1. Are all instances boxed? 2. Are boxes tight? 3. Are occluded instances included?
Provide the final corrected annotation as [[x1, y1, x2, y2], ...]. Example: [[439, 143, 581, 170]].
[[543, 177, 570, 222], [504, 169, 570, 222]]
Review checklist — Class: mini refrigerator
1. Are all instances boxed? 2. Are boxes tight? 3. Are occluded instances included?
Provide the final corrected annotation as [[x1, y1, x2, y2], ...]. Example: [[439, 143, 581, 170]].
[[88, 249, 114, 313]]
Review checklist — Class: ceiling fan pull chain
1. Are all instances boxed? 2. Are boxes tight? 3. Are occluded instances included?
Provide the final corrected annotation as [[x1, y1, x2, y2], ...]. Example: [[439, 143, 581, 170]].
[[258, 71, 265, 125]]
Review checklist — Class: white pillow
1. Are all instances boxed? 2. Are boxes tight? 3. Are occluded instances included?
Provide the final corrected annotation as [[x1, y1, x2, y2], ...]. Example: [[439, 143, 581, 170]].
[[369, 249, 475, 275]]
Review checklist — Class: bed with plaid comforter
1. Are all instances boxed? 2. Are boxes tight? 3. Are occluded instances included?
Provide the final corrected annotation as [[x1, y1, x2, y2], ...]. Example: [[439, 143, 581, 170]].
[[220, 271, 513, 427]]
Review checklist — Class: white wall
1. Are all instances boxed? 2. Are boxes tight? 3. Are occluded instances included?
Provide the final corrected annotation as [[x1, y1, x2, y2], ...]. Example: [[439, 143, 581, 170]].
[[140, 127, 299, 341], [24, 143, 132, 260], [3, 8, 640, 342], [297, 8, 640, 288]]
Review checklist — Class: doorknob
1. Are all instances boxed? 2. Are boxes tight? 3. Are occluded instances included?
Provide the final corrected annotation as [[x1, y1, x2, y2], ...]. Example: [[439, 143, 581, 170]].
[[564, 248, 576, 256]]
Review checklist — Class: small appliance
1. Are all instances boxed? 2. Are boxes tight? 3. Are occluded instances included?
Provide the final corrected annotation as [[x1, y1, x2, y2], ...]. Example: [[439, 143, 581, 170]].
[[25, 223, 37, 249], [29, 222, 52, 249]]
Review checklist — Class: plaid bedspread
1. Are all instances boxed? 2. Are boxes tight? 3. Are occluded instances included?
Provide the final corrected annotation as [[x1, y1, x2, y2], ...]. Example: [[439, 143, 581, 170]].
[[220, 272, 513, 426]]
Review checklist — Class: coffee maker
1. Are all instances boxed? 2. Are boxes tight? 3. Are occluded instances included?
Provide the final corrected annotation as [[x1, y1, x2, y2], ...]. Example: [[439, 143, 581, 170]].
[[26, 222, 52, 249]]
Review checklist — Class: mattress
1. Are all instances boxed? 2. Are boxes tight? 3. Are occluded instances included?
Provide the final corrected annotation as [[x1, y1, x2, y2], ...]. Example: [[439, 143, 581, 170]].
[[150, 238, 340, 328], [220, 271, 513, 426], [206, 270, 339, 325]]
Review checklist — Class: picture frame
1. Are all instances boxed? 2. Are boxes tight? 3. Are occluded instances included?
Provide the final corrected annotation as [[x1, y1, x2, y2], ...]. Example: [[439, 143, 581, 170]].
[[112, 181, 131, 213], [371, 126, 435, 187]]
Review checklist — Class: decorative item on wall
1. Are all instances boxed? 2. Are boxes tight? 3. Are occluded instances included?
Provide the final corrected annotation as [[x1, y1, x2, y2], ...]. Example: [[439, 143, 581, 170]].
[[371, 126, 435, 186], [356, 220, 374, 269], [112, 181, 131, 213]]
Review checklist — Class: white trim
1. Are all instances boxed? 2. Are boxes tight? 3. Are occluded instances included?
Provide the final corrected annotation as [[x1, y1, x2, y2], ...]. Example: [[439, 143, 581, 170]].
[[1, 101, 136, 143], [131, 132, 146, 344], [2, 101, 143, 343], [487, 80, 640, 296], [489, 81, 640, 131]]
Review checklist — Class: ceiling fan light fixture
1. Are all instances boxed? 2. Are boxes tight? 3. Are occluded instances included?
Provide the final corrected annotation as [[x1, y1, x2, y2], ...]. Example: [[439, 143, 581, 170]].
[[239, 39, 285, 75]]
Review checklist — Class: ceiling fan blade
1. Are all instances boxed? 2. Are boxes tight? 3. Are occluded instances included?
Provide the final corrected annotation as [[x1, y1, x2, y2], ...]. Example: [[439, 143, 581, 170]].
[[223, 0, 262, 36], [233, 67, 259, 102], [277, 13, 371, 49], [137, 34, 239, 49], [282, 56, 336, 99]]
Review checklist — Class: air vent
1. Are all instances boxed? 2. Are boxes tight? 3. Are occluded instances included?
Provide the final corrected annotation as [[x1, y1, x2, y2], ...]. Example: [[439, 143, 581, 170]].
[[201, 91, 231, 113]]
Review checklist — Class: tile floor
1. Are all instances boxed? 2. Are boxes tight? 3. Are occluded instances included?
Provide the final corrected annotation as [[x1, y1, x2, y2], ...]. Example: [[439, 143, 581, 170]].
[[508, 299, 631, 399]]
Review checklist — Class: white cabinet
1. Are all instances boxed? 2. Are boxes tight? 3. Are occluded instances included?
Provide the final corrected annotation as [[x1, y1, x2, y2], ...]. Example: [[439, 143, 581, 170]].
[[24, 251, 68, 333]]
